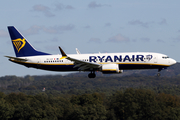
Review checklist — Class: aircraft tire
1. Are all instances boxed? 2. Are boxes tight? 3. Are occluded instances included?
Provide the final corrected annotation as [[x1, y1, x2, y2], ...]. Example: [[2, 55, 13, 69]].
[[157, 73, 161, 77], [88, 73, 96, 78]]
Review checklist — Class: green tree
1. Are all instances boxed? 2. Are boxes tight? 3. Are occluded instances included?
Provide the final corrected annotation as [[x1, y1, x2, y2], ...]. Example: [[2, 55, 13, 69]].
[[70, 93, 107, 120], [109, 88, 159, 120], [0, 99, 14, 120]]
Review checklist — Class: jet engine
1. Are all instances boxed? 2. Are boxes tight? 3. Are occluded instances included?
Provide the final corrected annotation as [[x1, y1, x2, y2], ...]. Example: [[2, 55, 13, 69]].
[[101, 64, 123, 74]]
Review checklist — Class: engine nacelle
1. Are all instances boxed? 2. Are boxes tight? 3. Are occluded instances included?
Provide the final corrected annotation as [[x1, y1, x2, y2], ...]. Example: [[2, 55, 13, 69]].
[[101, 64, 123, 74]]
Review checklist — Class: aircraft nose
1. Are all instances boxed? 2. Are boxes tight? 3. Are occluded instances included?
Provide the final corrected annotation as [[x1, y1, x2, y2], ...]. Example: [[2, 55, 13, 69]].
[[170, 58, 176, 65]]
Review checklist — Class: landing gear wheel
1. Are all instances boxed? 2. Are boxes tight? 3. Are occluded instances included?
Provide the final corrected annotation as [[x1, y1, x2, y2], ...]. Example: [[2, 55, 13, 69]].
[[88, 73, 96, 78], [157, 73, 161, 77], [157, 68, 162, 77]]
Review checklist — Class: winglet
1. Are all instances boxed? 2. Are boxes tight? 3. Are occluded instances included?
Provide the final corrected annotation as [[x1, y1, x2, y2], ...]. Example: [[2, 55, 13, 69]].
[[76, 48, 81, 54], [59, 46, 67, 60]]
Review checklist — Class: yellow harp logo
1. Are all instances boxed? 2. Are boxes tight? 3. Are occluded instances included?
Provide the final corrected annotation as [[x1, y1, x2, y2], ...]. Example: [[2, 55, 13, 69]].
[[12, 38, 26, 53]]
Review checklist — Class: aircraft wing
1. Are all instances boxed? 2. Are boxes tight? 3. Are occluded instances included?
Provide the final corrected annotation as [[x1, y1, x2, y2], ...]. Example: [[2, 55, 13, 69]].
[[66, 56, 101, 70], [59, 47, 101, 71], [5, 56, 28, 61]]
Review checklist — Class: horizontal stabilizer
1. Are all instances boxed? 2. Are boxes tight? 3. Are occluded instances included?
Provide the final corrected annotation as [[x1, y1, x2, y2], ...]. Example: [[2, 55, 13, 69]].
[[5, 56, 27, 61]]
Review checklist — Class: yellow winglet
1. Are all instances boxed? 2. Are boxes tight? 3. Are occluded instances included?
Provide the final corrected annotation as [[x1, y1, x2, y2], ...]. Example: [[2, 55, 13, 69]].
[[60, 56, 67, 60], [59, 46, 67, 60]]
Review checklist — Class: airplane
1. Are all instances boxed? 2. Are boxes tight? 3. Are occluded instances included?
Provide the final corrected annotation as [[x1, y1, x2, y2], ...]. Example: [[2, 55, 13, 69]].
[[5, 26, 177, 78]]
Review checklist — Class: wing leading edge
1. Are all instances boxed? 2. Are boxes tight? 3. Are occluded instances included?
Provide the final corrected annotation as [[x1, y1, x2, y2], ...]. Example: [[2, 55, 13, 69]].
[[58, 47, 101, 71]]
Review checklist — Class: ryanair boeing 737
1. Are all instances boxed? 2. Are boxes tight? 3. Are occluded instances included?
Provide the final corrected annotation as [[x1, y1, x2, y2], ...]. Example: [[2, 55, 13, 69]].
[[5, 26, 176, 78]]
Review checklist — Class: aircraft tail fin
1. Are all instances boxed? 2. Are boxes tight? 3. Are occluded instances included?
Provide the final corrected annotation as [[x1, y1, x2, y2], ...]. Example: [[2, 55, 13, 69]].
[[7, 26, 50, 57]]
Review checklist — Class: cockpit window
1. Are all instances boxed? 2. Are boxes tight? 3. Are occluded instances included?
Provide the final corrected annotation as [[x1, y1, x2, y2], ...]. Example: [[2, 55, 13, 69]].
[[162, 56, 169, 59]]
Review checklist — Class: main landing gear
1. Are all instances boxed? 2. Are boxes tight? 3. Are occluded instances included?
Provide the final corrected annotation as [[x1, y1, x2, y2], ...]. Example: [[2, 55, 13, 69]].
[[88, 71, 96, 78], [157, 69, 161, 77]]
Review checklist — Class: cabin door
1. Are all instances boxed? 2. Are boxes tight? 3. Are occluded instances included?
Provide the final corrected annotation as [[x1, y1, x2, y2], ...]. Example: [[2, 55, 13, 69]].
[[153, 56, 158, 63], [37, 59, 41, 68]]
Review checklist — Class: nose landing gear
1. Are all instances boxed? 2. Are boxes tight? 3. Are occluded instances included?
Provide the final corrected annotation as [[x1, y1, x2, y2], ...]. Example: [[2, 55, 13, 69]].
[[157, 72, 161, 77], [88, 71, 96, 78]]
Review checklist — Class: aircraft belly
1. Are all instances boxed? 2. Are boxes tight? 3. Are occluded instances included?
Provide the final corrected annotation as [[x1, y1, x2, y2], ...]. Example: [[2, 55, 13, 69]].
[[11, 60, 169, 72], [118, 64, 167, 70], [39, 65, 78, 71], [11, 61, 78, 71]]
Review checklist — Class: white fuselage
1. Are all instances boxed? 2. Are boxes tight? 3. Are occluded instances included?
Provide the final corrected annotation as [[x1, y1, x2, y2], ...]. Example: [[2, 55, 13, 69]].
[[10, 52, 176, 72]]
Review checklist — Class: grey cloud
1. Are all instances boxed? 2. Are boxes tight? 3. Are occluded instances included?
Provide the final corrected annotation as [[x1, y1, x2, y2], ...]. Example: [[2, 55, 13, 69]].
[[43, 24, 75, 34], [55, 3, 75, 10], [107, 34, 129, 43], [129, 19, 167, 28], [88, 38, 101, 43], [158, 19, 167, 25], [88, 1, 111, 8], [20, 24, 75, 36], [128, 20, 153, 28], [0, 30, 8, 37], [44, 45, 58, 52], [22, 25, 43, 36], [50, 37, 60, 42], [33, 37, 59, 44], [132, 39, 137, 42], [84, 25, 91, 29], [140, 38, 150, 42], [66, 5, 75, 10], [157, 39, 165, 43], [33, 4, 55, 17], [33, 40, 46, 44], [55, 3, 63, 10], [105, 23, 111, 27], [173, 36, 180, 42]]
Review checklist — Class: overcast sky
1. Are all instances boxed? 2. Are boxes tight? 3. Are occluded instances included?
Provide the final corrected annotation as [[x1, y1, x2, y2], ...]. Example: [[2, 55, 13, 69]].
[[0, 0, 180, 76]]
